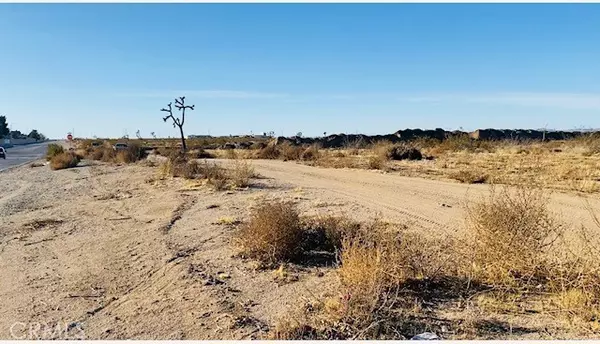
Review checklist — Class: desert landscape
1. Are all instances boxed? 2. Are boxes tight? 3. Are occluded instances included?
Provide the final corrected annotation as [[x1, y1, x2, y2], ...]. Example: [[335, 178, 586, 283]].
[[2, 2, 600, 340], [1, 133, 600, 340]]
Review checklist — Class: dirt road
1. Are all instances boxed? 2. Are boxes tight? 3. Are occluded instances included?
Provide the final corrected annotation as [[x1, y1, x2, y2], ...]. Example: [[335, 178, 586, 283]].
[[241, 159, 600, 236]]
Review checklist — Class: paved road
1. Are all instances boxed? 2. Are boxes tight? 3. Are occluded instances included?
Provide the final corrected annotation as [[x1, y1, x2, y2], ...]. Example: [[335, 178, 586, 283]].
[[0, 141, 54, 172]]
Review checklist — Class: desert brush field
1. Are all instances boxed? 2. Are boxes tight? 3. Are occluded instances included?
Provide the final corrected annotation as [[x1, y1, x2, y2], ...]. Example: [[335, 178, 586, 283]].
[[1, 136, 600, 339]]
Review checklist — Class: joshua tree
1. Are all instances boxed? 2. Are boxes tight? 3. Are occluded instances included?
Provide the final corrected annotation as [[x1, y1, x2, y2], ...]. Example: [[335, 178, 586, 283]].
[[161, 96, 194, 152], [136, 130, 142, 139], [150, 132, 156, 139]]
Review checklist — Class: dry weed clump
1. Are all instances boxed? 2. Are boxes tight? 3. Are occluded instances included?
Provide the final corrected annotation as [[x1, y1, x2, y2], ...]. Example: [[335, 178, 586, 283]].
[[255, 144, 281, 159], [270, 224, 458, 340], [188, 148, 215, 159], [373, 142, 423, 161], [235, 200, 304, 266], [229, 159, 256, 188], [301, 215, 362, 253], [427, 135, 498, 156], [466, 185, 564, 287], [87, 142, 146, 164], [449, 169, 489, 184], [280, 142, 304, 161], [300, 144, 321, 161], [367, 155, 386, 170], [50, 152, 81, 170]]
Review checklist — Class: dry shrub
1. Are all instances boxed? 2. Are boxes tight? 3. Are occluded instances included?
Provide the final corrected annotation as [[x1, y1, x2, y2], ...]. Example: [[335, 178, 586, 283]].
[[250, 141, 267, 150], [88, 148, 106, 161], [173, 160, 203, 179], [156, 146, 179, 157], [229, 159, 255, 188], [203, 162, 230, 190], [101, 147, 116, 162], [109, 143, 146, 163], [280, 142, 304, 161], [300, 144, 321, 161], [188, 148, 215, 159], [235, 200, 303, 266], [367, 155, 386, 170], [449, 169, 489, 184], [74, 149, 87, 160], [225, 148, 238, 160], [466, 185, 564, 287], [428, 135, 497, 156], [46, 143, 65, 161], [158, 158, 174, 179], [50, 152, 80, 170], [547, 252, 600, 321], [292, 227, 455, 339], [374, 142, 422, 161], [256, 144, 281, 159], [115, 151, 132, 164], [301, 215, 362, 253]]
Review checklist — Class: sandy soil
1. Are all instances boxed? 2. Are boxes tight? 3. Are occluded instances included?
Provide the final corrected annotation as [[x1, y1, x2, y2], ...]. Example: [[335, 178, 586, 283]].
[[1, 157, 599, 339]]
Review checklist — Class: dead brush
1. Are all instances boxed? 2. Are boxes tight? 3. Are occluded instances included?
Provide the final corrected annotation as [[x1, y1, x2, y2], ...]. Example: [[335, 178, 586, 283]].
[[229, 159, 256, 188], [465, 185, 565, 288], [234, 200, 304, 266], [428, 135, 498, 156], [50, 152, 80, 170], [187, 148, 215, 159], [255, 144, 281, 159], [367, 155, 386, 170], [449, 169, 489, 184], [301, 215, 362, 253], [373, 141, 423, 161], [202, 162, 230, 190], [285, 226, 458, 339], [300, 144, 321, 161], [545, 205, 600, 322], [280, 142, 304, 161]]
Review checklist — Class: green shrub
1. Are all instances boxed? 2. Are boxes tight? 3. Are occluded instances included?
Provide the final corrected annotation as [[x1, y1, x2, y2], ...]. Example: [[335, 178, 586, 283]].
[[46, 144, 65, 161]]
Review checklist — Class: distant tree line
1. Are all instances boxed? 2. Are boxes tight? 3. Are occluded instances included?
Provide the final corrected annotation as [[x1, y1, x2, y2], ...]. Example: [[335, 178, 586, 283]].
[[0, 115, 46, 141]]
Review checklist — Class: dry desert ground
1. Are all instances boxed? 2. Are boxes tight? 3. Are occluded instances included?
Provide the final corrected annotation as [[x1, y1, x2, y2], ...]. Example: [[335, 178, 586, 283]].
[[2, 146, 600, 339]]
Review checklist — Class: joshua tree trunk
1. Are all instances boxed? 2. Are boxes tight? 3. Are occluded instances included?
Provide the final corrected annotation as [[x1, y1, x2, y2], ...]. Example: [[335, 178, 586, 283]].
[[179, 126, 187, 152]]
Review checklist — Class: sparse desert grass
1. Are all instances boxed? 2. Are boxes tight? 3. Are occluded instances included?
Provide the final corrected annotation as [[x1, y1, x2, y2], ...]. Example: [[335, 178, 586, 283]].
[[50, 152, 81, 170], [157, 155, 256, 190]]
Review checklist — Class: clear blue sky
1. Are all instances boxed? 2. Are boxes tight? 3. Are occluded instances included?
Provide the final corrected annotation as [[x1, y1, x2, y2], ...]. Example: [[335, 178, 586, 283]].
[[1, 4, 600, 139]]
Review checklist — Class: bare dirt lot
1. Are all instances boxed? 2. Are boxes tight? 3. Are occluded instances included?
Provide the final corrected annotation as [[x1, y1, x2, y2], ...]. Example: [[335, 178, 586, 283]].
[[1, 156, 600, 339]]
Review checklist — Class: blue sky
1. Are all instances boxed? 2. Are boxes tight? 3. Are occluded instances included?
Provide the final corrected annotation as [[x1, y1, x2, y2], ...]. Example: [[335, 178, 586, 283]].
[[1, 4, 600, 139]]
